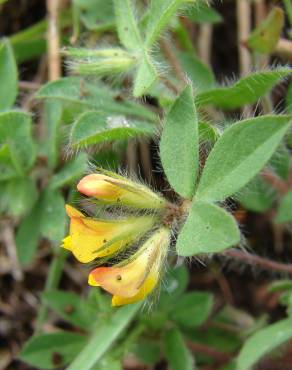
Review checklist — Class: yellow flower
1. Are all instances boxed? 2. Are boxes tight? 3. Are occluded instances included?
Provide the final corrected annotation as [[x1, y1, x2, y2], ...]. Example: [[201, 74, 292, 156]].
[[62, 205, 156, 263], [77, 170, 165, 209], [88, 227, 170, 306]]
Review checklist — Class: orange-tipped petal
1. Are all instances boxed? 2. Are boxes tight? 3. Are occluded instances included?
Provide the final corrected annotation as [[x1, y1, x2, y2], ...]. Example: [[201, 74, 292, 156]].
[[89, 228, 170, 303], [77, 174, 122, 199], [88, 262, 145, 298], [77, 172, 165, 210], [88, 273, 100, 287]]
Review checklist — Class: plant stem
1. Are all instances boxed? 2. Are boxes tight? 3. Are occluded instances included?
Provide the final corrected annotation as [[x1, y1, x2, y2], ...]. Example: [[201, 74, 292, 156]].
[[35, 248, 68, 333], [187, 341, 233, 363], [177, 17, 197, 54], [47, 0, 61, 80], [236, 0, 252, 117], [261, 169, 289, 195], [283, 0, 292, 29], [1, 220, 23, 281], [67, 303, 142, 370], [224, 249, 292, 274], [198, 24, 213, 66], [159, 38, 187, 84], [236, 0, 252, 76]]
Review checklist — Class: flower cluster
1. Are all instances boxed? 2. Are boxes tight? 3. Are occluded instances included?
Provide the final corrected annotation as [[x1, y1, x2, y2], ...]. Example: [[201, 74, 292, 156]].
[[62, 169, 172, 306]]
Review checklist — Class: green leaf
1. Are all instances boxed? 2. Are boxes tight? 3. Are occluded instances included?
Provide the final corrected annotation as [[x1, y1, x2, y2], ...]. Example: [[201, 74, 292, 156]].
[[39, 189, 66, 242], [187, 0, 222, 24], [133, 339, 161, 365], [70, 111, 155, 148], [198, 121, 220, 145], [196, 115, 292, 202], [164, 328, 195, 370], [10, 19, 47, 62], [94, 150, 120, 171], [49, 153, 88, 189], [0, 111, 36, 173], [162, 265, 189, 297], [177, 52, 216, 92], [35, 77, 157, 122], [160, 85, 198, 198], [145, 0, 195, 46], [91, 356, 122, 370], [75, 0, 115, 32], [195, 68, 291, 110], [236, 176, 275, 213], [269, 280, 292, 293], [188, 326, 241, 354], [286, 82, 292, 114], [176, 201, 240, 256], [20, 332, 87, 370], [0, 177, 38, 217], [67, 303, 141, 370], [275, 190, 292, 224], [270, 144, 290, 180], [247, 7, 284, 54], [16, 205, 40, 265], [9, 12, 71, 63], [237, 319, 292, 370], [113, 0, 142, 50], [159, 265, 190, 309], [133, 53, 158, 97], [170, 291, 213, 327], [0, 39, 18, 109], [42, 290, 96, 331], [0, 144, 20, 181], [43, 100, 63, 169]]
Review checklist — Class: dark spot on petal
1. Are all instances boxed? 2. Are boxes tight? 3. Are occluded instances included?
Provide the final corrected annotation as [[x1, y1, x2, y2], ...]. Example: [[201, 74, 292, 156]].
[[103, 239, 107, 243], [116, 275, 122, 281]]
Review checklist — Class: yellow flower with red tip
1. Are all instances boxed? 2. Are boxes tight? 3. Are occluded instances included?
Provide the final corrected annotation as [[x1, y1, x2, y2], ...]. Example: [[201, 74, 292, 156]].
[[63, 170, 171, 306], [88, 227, 170, 306], [77, 169, 166, 209]]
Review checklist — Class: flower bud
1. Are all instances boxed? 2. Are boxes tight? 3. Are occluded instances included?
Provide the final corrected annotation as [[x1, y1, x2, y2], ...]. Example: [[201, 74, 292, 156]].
[[77, 171, 166, 210], [66, 47, 136, 76]]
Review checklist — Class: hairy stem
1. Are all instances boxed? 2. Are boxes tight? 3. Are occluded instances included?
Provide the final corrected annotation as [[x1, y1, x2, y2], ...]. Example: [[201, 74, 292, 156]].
[[224, 249, 292, 275]]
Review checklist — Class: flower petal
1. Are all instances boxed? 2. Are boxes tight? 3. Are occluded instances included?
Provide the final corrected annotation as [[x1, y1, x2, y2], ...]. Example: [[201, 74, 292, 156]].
[[64, 205, 155, 263], [111, 272, 158, 306], [89, 228, 170, 300], [65, 204, 83, 218], [62, 235, 72, 250], [88, 273, 100, 287], [77, 174, 122, 199]]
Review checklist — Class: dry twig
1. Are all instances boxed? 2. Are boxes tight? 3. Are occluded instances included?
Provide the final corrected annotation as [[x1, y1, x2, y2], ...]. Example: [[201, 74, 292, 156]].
[[46, 0, 61, 81], [159, 38, 187, 84], [1, 221, 23, 281], [198, 24, 213, 66], [224, 249, 292, 275]]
